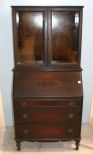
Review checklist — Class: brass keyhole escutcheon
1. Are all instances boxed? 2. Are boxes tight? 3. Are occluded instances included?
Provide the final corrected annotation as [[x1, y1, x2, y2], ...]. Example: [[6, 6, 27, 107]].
[[68, 129, 74, 134], [23, 129, 29, 134], [22, 114, 28, 119], [68, 113, 74, 118]]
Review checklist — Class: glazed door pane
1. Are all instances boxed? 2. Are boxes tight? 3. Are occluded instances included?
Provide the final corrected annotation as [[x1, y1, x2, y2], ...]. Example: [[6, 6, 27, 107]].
[[50, 11, 79, 64], [16, 11, 45, 66]]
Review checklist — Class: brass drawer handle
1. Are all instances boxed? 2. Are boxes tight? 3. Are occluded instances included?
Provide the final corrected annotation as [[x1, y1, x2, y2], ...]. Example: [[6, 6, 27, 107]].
[[22, 114, 28, 119], [68, 113, 75, 118], [69, 102, 75, 106], [67, 129, 74, 134], [23, 129, 29, 134], [21, 102, 27, 107]]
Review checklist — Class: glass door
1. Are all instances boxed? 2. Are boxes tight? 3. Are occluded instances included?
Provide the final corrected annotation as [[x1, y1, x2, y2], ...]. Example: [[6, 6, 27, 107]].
[[13, 8, 47, 67], [48, 8, 81, 66]]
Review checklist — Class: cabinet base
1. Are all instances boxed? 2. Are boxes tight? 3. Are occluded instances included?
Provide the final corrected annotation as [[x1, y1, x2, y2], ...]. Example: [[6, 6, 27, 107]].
[[16, 140, 21, 151], [16, 139, 80, 151], [75, 139, 80, 150]]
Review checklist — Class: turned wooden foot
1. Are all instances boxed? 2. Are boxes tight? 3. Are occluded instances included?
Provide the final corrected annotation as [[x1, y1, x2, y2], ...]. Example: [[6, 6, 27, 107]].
[[75, 140, 80, 150], [16, 140, 21, 151]]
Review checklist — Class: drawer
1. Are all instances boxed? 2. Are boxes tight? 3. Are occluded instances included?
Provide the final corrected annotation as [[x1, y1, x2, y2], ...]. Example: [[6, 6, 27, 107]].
[[14, 107, 81, 123], [15, 123, 81, 139], [14, 99, 82, 108]]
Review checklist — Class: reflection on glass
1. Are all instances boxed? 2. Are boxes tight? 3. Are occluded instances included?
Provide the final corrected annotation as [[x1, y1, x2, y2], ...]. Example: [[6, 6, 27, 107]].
[[17, 12, 44, 65], [51, 11, 79, 64], [75, 12, 79, 27], [52, 15, 59, 29], [33, 14, 43, 28], [16, 12, 19, 26]]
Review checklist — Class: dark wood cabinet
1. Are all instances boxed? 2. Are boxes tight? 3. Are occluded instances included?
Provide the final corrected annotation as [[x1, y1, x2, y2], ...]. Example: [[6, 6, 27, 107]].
[[12, 6, 83, 151]]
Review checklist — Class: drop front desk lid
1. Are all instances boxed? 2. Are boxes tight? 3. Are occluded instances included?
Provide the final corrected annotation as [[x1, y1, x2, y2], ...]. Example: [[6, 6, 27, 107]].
[[13, 71, 83, 98]]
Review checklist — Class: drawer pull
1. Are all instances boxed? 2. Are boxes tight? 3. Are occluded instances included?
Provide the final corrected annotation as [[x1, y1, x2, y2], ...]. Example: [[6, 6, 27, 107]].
[[22, 114, 28, 119], [23, 129, 29, 134], [67, 129, 74, 134], [21, 102, 27, 107], [68, 113, 75, 118], [69, 102, 75, 106]]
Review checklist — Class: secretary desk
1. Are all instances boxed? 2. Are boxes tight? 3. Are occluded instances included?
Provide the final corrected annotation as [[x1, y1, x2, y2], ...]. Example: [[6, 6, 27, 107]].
[[11, 6, 83, 151]]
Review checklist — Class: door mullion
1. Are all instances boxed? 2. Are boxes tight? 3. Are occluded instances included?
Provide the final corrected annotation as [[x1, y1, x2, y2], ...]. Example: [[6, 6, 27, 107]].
[[47, 8, 52, 66], [44, 9, 48, 66]]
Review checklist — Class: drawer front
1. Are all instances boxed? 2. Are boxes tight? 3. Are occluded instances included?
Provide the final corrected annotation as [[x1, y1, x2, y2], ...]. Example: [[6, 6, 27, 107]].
[[14, 99, 82, 108], [14, 107, 81, 123], [15, 123, 81, 139]]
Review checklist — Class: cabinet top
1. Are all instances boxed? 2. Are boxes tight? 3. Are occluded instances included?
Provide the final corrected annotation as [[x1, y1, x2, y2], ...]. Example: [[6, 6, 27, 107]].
[[11, 6, 84, 9], [12, 6, 83, 70], [11, 6, 84, 7]]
